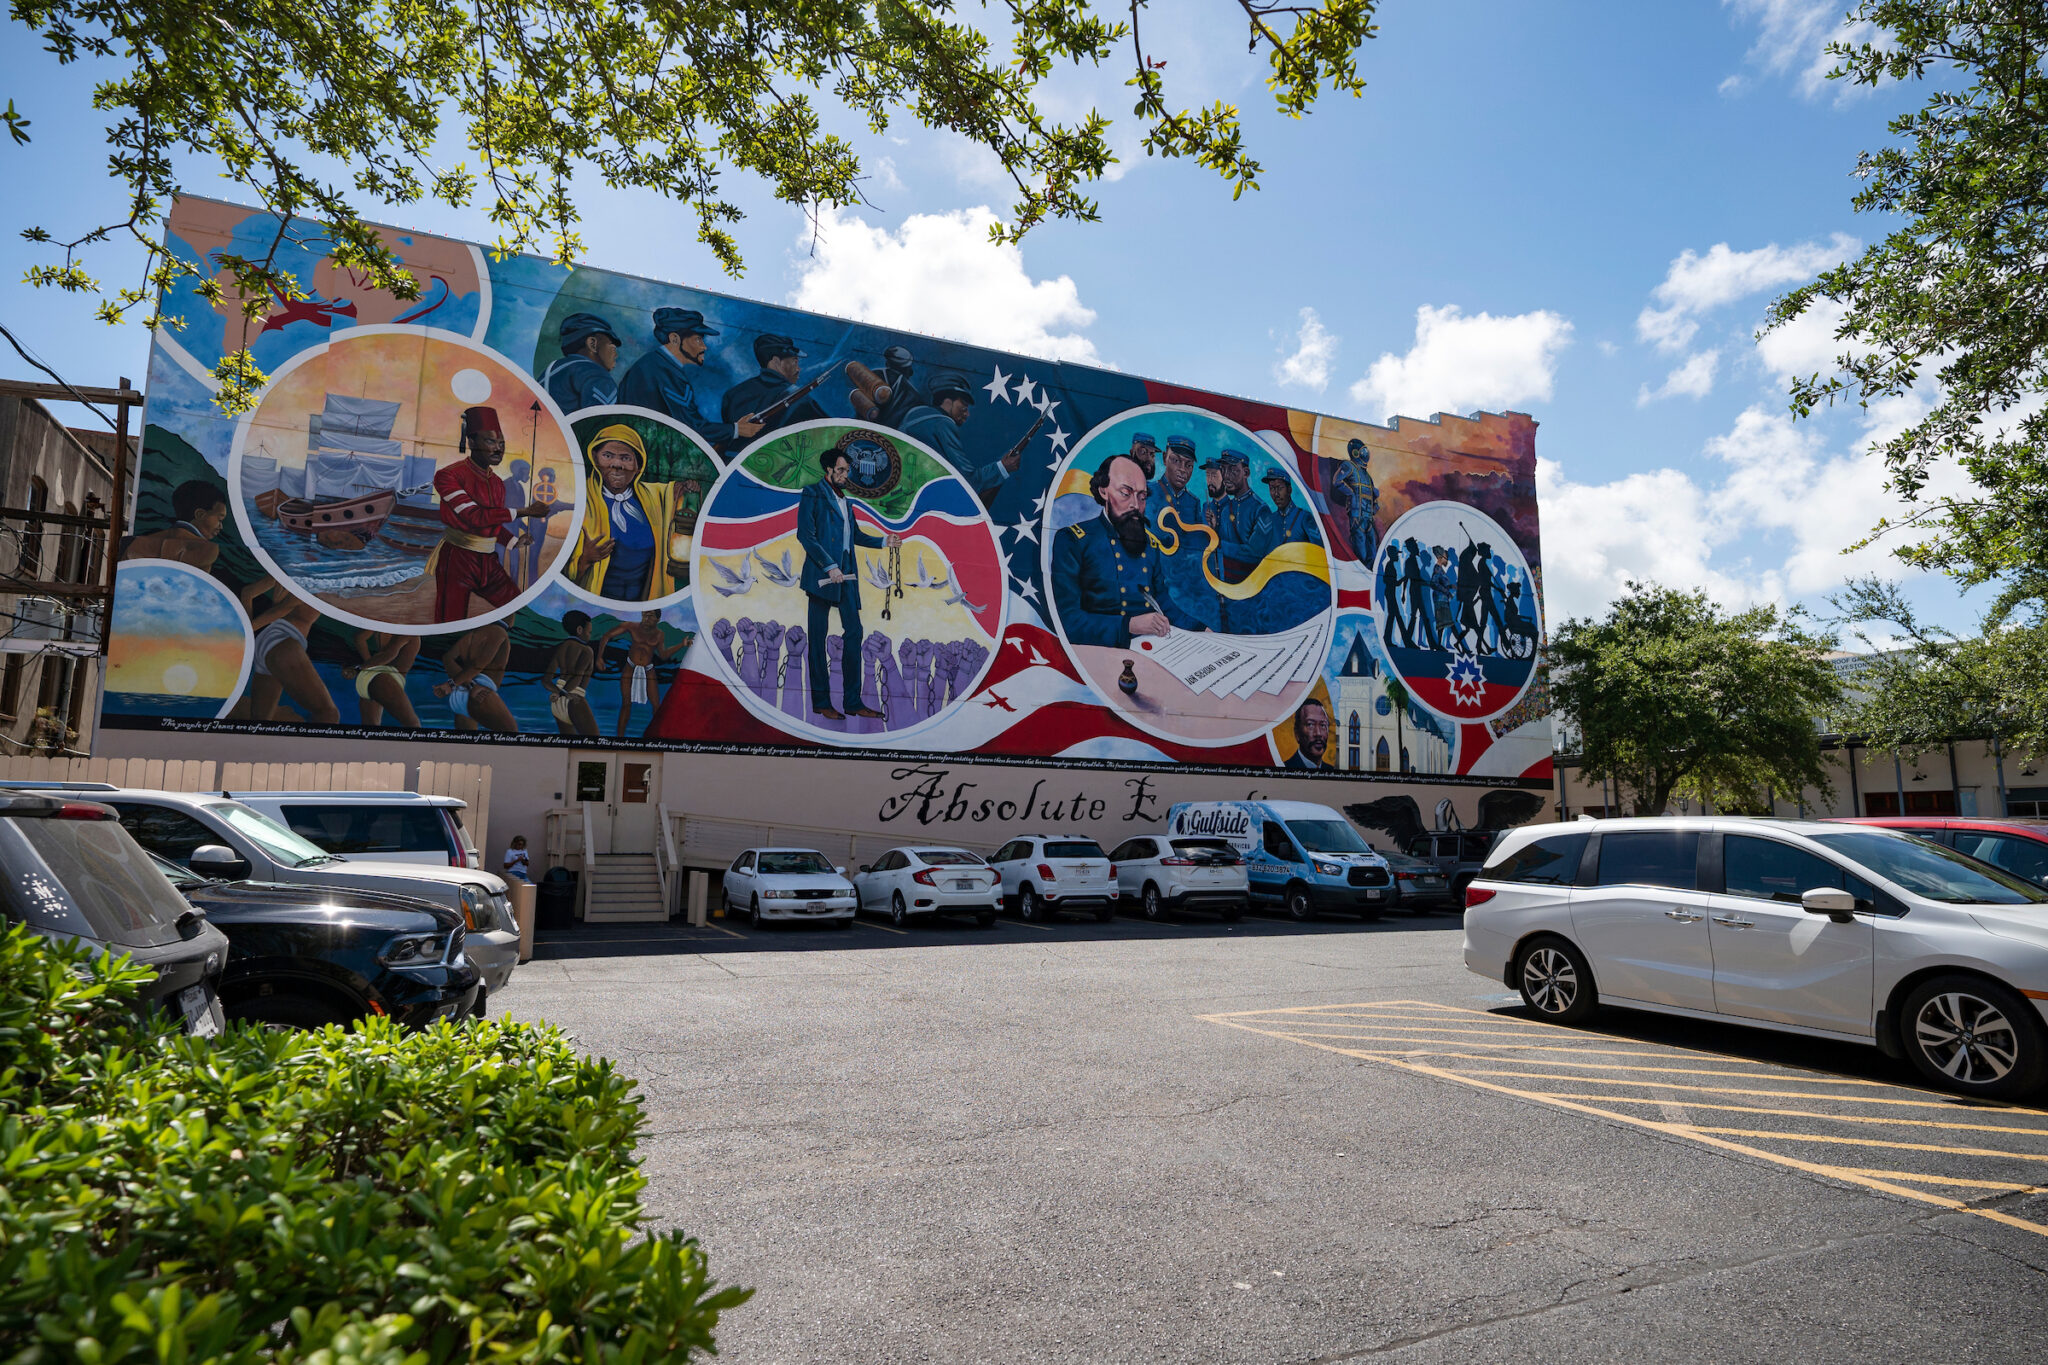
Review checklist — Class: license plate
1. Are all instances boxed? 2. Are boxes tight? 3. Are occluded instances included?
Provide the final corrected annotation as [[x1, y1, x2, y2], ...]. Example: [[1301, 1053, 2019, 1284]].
[[952, 880, 975, 891], [805, 901, 826, 910], [1365, 889, 1383, 900], [179, 985, 219, 1037]]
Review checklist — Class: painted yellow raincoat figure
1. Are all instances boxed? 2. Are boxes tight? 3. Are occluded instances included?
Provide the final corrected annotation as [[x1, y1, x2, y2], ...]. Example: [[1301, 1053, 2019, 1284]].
[[569, 424, 686, 601]]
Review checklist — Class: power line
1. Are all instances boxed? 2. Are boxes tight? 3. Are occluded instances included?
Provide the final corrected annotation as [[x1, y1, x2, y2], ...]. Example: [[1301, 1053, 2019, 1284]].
[[0, 321, 118, 430]]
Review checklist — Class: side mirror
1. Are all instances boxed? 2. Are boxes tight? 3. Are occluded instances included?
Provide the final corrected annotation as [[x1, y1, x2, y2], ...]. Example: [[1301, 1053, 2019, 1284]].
[[835, 865, 846, 875], [1801, 887, 1858, 922], [190, 844, 251, 880], [859, 864, 872, 874]]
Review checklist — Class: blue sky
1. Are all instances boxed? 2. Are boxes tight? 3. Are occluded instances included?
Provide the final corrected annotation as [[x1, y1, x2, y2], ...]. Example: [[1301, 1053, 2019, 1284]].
[[0, 0, 1972, 633]]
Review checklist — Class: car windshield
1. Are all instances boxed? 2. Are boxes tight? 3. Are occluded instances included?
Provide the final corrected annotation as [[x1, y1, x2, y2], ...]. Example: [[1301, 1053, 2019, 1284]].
[[758, 851, 832, 875], [208, 802, 336, 867], [1045, 840, 1105, 859], [916, 850, 986, 866], [1810, 830, 2048, 905], [1287, 819, 1371, 854]]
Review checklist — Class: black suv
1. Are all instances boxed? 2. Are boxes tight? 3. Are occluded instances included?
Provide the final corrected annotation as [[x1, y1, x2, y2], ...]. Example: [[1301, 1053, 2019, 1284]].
[[0, 793, 228, 1035], [151, 854, 480, 1029]]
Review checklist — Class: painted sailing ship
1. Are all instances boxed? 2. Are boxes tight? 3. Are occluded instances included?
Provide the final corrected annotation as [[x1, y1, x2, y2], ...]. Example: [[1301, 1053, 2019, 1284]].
[[255, 394, 429, 544]]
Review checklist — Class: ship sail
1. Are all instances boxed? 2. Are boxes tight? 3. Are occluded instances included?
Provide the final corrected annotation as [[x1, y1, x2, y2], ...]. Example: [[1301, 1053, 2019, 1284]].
[[305, 394, 425, 500]]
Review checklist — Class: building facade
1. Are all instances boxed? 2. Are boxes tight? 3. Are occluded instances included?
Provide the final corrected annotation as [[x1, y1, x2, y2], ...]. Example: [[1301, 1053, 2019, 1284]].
[[98, 196, 1556, 859]]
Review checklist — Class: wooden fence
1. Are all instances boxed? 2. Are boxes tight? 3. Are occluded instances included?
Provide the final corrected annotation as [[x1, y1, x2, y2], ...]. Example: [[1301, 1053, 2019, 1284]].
[[0, 755, 494, 854]]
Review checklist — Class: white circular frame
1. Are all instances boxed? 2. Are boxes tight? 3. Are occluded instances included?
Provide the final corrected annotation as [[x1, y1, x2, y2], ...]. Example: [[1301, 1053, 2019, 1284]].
[[225, 323, 587, 635], [108, 557, 256, 721], [688, 418, 1009, 748], [1370, 501, 1538, 725], [1037, 402, 1337, 749], [562, 404, 726, 615]]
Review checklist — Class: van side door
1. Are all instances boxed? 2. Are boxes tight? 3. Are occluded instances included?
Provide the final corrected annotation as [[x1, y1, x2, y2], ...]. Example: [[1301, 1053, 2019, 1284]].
[[1707, 833, 1875, 1036], [1567, 829, 1716, 1012]]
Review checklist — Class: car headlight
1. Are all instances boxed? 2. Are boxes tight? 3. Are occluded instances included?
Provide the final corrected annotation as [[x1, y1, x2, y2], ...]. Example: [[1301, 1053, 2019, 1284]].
[[763, 889, 802, 899], [380, 931, 452, 968], [458, 885, 489, 930], [1315, 861, 1342, 877]]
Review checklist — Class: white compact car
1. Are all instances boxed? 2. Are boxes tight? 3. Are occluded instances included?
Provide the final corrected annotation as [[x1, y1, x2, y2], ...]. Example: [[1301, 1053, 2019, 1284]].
[[722, 847, 857, 928], [233, 791, 485, 870], [1464, 816, 2048, 1099], [1107, 832, 1247, 920], [851, 847, 1002, 928], [987, 834, 1119, 923], [12, 784, 522, 1002]]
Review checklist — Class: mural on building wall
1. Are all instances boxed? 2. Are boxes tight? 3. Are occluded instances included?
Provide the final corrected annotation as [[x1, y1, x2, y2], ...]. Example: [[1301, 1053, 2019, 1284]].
[[106, 195, 1553, 785]]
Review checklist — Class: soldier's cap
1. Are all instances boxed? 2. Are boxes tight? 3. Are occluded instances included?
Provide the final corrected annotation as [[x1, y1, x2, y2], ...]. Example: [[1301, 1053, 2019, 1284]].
[[1218, 448, 1251, 467], [754, 333, 804, 363], [929, 371, 976, 404], [1165, 435, 1196, 456], [882, 344, 915, 371], [1260, 468, 1292, 486], [559, 312, 621, 349], [1129, 431, 1158, 449], [1199, 457, 1222, 470], [652, 307, 718, 342]]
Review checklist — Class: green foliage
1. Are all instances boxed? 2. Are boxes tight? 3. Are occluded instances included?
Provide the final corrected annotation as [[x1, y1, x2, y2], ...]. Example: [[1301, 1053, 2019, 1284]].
[[1831, 574, 2048, 762], [7, 0, 1379, 410], [1549, 582, 1846, 817], [1763, 2, 2048, 585], [0, 922, 748, 1365]]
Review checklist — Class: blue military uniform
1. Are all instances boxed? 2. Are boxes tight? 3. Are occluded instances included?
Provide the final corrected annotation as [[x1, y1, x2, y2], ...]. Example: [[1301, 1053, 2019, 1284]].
[[541, 312, 620, 414], [1253, 472, 1327, 633], [1146, 435, 1217, 631], [1206, 451, 1269, 633], [1330, 440, 1381, 569], [617, 308, 747, 448], [1051, 513, 1206, 650], [722, 369, 826, 439], [900, 372, 1009, 495]]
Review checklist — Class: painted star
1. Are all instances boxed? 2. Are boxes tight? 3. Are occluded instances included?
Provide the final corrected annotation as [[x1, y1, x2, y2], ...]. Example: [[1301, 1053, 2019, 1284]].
[[1012, 576, 1041, 604], [983, 364, 1013, 404], [1012, 376, 1038, 407], [1047, 426, 1070, 455], [1034, 393, 1060, 422], [1030, 492, 1048, 515], [1006, 518, 1040, 545]]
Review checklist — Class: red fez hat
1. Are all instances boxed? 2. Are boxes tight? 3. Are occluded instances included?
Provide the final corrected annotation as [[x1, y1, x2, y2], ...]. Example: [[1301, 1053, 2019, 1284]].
[[462, 405, 504, 437]]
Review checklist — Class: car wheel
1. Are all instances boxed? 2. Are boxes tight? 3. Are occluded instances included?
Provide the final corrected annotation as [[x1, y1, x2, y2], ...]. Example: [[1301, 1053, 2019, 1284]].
[[225, 994, 354, 1031], [890, 892, 909, 928], [1019, 886, 1047, 921], [976, 912, 997, 928], [1285, 884, 1314, 922], [1222, 903, 1243, 922], [1142, 884, 1165, 920], [1901, 974, 2048, 1099], [750, 895, 763, 930], [1516, 936, 1597, 1024]]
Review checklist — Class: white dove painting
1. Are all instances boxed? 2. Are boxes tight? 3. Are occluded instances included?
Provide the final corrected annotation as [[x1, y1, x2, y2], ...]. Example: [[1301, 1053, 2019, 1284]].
[[709, 555, 755, 597]]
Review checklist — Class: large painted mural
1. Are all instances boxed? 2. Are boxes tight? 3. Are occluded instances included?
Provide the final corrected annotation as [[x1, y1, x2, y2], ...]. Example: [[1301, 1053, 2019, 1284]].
[[104, 194, 1553, 786]]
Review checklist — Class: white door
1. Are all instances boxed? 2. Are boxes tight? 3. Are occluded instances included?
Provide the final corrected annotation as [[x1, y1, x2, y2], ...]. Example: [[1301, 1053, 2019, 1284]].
[[1709, 834, 1874, 1036], [1567, 830, 1717, 1012], [568, 753, 664, 854]]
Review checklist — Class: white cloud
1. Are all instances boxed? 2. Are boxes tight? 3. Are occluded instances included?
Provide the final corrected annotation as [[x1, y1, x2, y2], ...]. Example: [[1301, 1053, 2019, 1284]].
[[1637, 349, 1721, 405], [1273, 307, 1339, 391], [1636, 235, 1854, 352], [1537, 459, 1755, 623], [1722, 0, 1863, 99], [1349, 304, 1572, 422], [869, 156, 905, 194], [789, 206, 1100, 364], [1755, 294, 1860, 385]]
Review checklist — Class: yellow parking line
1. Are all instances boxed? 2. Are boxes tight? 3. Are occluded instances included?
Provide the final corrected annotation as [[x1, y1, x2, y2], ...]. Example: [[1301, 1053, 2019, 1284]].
[[1541, 1094, 2048, 1133], [1202, 1017, 2048, 1239], [1269, 1032, 1728, 1060], [1265, 1022, 1645, 1041], [1444, 1068, 1996, 1105], [851, 918, 908, 936], [1823, 1166, 2047, 1193], [1381, 1051, 1885, 1085], [1686, 1127, 2048, 1163]]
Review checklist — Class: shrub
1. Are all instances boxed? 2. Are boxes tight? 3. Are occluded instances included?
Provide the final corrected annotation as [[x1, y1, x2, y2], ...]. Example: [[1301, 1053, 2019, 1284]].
[[0, 923, 748, 1364]]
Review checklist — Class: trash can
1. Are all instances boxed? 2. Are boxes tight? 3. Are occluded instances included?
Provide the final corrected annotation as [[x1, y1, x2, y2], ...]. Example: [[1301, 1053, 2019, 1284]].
[[536, 868, 578, 931]]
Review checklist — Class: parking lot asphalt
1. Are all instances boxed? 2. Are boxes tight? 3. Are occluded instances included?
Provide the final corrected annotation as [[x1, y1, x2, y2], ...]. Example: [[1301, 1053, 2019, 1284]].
[[502, 910, 2048, 1363]]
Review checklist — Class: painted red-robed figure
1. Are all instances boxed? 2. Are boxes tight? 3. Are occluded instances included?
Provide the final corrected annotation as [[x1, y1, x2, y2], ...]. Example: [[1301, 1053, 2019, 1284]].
[[432, 406, 559, 622]]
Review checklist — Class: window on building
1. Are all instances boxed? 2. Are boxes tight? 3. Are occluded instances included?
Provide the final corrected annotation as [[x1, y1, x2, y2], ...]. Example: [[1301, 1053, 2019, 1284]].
[[1401, 746, 1411, 773], [0, 654, 21, 720], [2006, 787, 2048, 817], [1865, 789, 1959, 816], [1347, 712, 1361, 771], [1375, 736, 1391, 772], [20, 477, 47, 578]]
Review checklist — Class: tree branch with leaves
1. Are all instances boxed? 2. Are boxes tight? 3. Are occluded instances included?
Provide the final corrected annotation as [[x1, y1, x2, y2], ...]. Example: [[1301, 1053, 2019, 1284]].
[[7, 0, 1379, 410]]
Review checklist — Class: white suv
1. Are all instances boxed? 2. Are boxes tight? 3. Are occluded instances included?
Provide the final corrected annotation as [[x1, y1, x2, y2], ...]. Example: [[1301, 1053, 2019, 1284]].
[[1107, 832, 1247, 921], [233, 791, 485, 870], [988, 834, 1119, 923], [13, 785, 521, 1004], [1465, 817, 2048, 1099]]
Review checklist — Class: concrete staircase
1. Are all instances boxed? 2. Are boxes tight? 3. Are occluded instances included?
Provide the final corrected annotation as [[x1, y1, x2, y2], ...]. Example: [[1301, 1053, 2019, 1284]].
[[583, 853, 669, 924]]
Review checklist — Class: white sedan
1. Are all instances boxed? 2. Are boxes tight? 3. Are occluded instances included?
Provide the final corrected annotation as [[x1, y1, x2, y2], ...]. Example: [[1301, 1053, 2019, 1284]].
[[851, 847, 1003, 928], [1107, 833, 1248, 920], [721, 847, 857, 928]]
